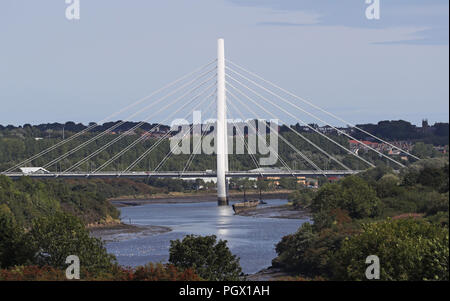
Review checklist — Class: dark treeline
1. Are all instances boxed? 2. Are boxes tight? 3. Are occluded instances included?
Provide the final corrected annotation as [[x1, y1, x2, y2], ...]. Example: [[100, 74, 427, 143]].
[[0, 121, 171, 137], [281, 120, 449, 146], [353, 120, 448, 145], [1, 119, 448, 145]]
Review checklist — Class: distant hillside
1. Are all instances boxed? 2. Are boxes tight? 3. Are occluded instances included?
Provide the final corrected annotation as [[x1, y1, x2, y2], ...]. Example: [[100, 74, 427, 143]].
[[1, 119, 448, 146], [0, 119, 448, 173]]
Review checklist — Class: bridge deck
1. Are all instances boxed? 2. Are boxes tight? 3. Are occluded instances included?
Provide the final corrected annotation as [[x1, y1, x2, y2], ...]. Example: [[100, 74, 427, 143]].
[[1, 170, 362, 179]]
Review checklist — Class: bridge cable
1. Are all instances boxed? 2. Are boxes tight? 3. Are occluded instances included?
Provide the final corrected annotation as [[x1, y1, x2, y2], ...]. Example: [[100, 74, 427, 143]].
[[226, 60, 420, 161], [227, 94, 324, 176], [119, 99, 214, 177], [227, 95, 314, 177], [224, 98, 266, 177], [41, 67, 217, 171], [225, 107, 265, 177], [223, 100, 263, 175], [226, 86, 351, 172], [154, 93, 217, 173], [92, 88, 217, 174], [120, 88, 218, 174], [180, 99, 217, 176], [226, 95, 296, 175], [226, 66, 405, 168], [64, 77, 217, 173], [45, 67, 217, 171], [227, 117, 264, 178], [226, 78, 368, 169], [3, 59, 217, 173]]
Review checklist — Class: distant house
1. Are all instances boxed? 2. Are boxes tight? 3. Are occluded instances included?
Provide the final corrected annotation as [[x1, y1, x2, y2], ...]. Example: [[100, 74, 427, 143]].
[[388, 149, 401, 155], [265, 176, 281, 186], [19, 167, 50, 174], [348, 140, 379, 153], [348, 140, 379, 148], [296, 176, 306, 185], [327, 176, 341, 182]]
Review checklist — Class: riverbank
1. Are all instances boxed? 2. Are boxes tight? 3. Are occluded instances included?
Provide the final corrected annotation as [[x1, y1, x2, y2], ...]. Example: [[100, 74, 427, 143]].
[[109, 190, 292, 206], [234, 204, 310, 219], [90, 223, 172, 242]]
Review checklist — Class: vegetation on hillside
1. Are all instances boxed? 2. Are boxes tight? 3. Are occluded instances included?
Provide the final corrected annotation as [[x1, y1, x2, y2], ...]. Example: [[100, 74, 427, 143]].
[[0, 209, 218, 281], [0, 211, 115, 275], [276, 158, 449, 280], [2, 119, 447, 173], [0, 176, 119, 226]]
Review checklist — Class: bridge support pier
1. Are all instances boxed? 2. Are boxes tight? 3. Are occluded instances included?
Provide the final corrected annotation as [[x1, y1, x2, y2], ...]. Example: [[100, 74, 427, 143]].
[[216, 38, 229, 206]]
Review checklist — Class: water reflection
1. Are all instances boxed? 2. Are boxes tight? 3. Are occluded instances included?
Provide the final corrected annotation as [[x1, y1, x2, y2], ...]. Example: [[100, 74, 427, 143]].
[[106, 199, 309, 274], [216, 205, 232, 238]]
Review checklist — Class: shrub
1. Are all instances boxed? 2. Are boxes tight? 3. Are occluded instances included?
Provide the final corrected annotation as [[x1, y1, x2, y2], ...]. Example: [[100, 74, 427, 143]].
[[132, 263, 201, 281], [333, 219, 449, 281], [0, 205, 35, 268], [311, 176, 381, 219], [169, 235, 243, 281], [29, 212, 116, 275], [274, 217, 359, 278], [0, 265, 66, 281], [0, 264, 201, 281]]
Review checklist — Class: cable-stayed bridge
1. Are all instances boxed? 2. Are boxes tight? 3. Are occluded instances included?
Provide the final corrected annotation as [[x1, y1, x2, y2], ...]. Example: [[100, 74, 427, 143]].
[[1, 39, 419, 206]]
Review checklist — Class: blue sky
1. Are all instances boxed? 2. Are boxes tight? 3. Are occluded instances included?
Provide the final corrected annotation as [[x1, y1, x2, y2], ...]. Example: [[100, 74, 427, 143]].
[[0, 0, 448, 126]]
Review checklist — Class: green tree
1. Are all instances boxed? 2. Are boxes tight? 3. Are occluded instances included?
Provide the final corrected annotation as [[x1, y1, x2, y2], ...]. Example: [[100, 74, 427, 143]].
[[279, 178, 297, 190], [29, 212, 116, 275], [169, 235, 243, 281], [256, 178, 270, 200], [417, 166, 449, 192], [333, 219, 449, 281], [273, 223, 316, 274], [0, 204, 35, 268], [274, 215, 356, 278], [374, 174, 402, 198], [289, 188, 316, 209], [412, 142, 439, 158], [311, 176, 381, 219]]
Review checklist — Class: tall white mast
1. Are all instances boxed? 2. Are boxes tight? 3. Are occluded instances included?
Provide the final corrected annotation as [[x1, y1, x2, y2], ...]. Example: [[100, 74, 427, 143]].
[[216, 38, 228, 206]]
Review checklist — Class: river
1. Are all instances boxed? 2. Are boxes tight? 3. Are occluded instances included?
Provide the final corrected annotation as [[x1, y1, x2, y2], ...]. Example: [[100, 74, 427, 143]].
[[105, 199, 310, 274]]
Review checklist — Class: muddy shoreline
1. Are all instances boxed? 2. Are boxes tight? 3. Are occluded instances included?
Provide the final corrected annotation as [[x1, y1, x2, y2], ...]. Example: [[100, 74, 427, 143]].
[[110, 190, 292, 207], [90, 223, 172, 243], [234, 204, 311, 219]]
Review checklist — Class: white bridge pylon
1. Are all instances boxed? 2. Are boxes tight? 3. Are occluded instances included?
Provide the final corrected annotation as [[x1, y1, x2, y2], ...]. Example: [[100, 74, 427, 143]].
[[216, 38, 229, 206], [2, 39, 420, 207]]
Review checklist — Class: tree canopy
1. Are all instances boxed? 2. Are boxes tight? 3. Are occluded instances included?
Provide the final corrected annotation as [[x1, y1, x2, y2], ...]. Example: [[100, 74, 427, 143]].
[[169, 235, 243, 281]]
